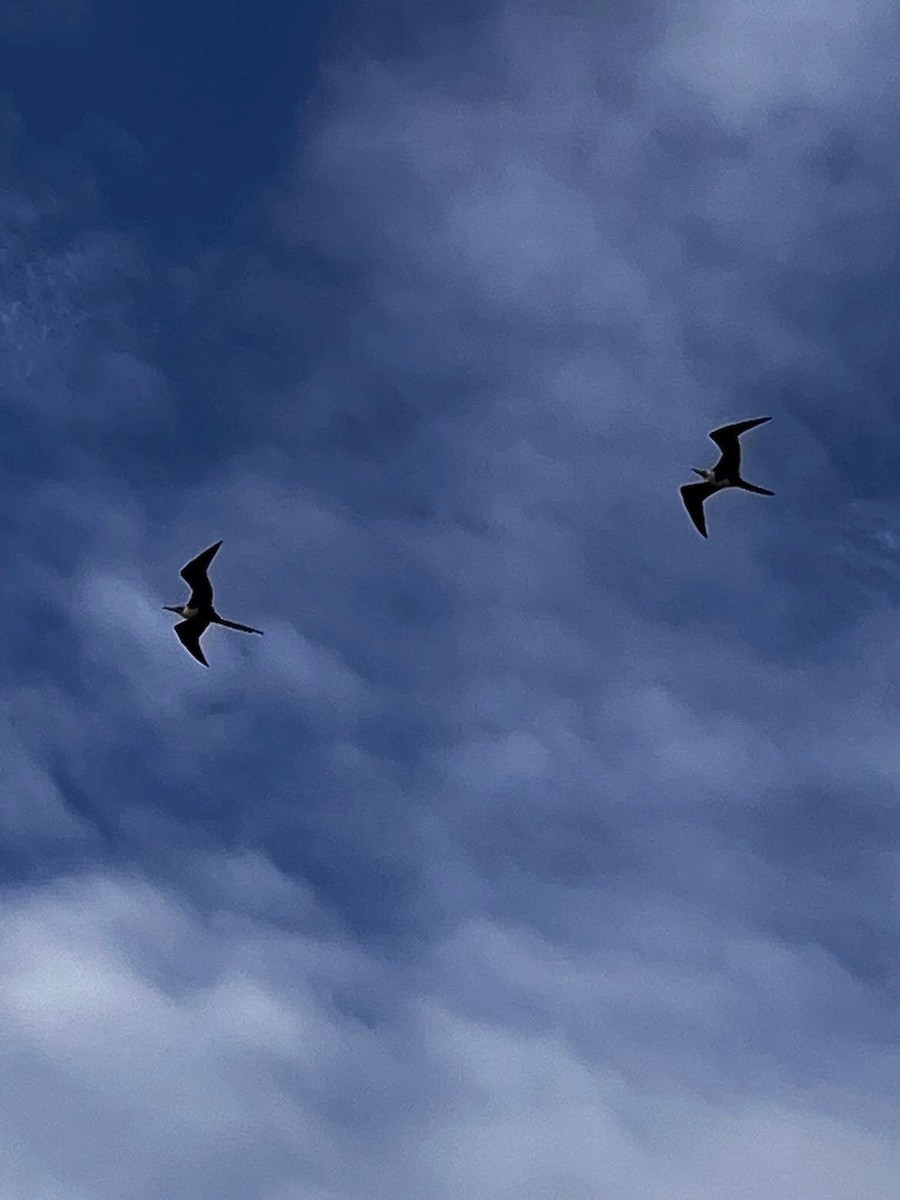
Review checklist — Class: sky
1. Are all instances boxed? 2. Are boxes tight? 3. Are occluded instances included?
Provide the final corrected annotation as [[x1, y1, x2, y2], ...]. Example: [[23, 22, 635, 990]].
[[2, 0, 900, 1197]]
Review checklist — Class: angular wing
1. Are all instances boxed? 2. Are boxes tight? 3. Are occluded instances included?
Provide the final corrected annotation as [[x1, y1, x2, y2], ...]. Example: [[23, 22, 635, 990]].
[[680, 481, 717, 538], [179, 541, 222, 609], [709, 417, 771, 475], [174, 615, 211, 666]]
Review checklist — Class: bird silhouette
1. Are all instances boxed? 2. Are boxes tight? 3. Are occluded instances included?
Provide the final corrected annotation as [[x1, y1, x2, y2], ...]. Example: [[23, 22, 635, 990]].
[[680, 417, 774, 538], [164, 541, 263, 666]]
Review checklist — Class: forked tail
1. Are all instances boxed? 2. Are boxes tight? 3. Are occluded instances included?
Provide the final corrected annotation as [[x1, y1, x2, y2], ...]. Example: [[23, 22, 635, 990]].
[[212, 615, 264, 635], [736, 480, 774, 496]]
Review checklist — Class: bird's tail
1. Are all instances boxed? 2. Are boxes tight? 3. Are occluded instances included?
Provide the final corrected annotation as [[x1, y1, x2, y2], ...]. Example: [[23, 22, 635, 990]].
[[736, 480, 774, 496], [212, 615, 264, 635]]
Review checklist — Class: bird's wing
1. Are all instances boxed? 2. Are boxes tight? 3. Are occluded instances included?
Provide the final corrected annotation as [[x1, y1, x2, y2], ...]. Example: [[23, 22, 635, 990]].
[[709, 417, 771, 474], [680, 481, 717, 538], [174, 616, 211, 666], [179, 541, 222, 608]]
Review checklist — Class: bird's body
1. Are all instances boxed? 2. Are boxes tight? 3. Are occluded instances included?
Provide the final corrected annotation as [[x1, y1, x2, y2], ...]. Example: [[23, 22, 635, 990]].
[[694, 468, 726, 487], [164, 541, 263, 666], [680, 417, 774, 538]]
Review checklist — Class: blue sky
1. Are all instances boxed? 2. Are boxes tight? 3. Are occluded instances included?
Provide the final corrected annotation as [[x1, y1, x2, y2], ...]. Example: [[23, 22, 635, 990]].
[[2, 0, 900, 1197]]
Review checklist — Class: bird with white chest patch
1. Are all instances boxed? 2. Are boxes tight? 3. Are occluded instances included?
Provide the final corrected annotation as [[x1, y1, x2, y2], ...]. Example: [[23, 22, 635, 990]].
[[164, 540, 263, 666], [680, 417, 774, 538]]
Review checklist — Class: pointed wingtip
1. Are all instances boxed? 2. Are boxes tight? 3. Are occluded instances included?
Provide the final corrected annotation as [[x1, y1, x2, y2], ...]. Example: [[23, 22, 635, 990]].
[[679, 483, 709, 538]]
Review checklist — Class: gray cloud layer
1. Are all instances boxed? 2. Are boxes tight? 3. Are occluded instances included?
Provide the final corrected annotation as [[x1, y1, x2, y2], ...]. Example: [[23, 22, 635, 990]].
[[2, 0, 900, 1196]]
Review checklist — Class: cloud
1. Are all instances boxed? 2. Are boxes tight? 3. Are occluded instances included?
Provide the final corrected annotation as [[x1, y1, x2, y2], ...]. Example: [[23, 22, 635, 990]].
[[660, 0, 896, 123], [0, 209, 164, 427], [3, 0, 900, 1195], [0, 874, 898, 1199]]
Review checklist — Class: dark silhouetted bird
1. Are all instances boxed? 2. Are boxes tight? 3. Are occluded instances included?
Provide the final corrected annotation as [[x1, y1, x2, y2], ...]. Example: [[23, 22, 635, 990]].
[[680, 417, 774, 538], [164, 541, 263, 666]]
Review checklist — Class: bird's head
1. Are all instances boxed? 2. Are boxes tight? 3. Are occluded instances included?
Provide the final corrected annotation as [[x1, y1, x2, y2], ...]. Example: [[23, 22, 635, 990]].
[[164, 605, 186, 617], [692, 468, 713, 481]]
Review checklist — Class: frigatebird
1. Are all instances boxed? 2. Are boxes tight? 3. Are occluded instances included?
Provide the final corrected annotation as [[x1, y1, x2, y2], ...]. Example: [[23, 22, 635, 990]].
[[680, 417, 774, 538], [164, 541, 263, 666]]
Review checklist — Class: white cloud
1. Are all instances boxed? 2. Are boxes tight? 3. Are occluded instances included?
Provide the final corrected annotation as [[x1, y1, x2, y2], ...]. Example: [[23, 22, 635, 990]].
[[1, 873, 898, 1199], [659, 0, 896, 123], [4, 0, 900, 1195], [0, 744, 86, 842]]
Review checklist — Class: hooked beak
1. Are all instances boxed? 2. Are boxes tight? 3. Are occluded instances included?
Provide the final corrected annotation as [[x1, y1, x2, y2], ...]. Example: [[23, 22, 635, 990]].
[[163, 605, 180, 614], [692, 469, 705, 477]]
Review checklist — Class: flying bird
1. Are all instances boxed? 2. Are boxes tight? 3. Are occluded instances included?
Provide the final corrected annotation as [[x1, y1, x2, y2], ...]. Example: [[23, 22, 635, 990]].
[[164, 541, 263, 666], [680, 417, 774, 538]]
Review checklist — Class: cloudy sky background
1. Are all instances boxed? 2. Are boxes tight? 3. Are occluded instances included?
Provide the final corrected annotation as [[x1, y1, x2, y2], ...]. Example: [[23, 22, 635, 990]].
[[2, 0, 900, 1196]]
